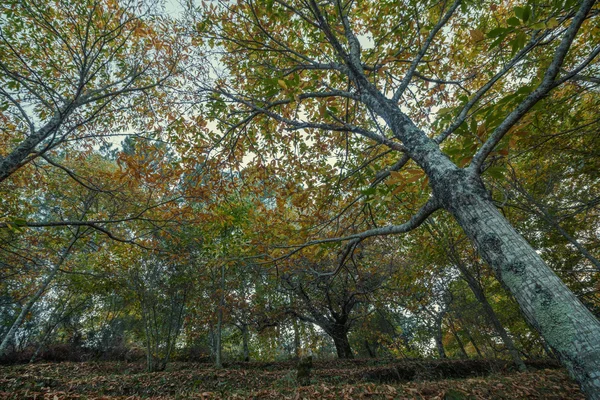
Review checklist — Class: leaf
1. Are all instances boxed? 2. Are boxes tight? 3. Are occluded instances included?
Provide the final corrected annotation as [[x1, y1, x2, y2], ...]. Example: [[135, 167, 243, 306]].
[[391, 185, 404, 196], [405, 174, 422, 183], [510, 32, 528, 55], [507, 17, 521, 27], [522, 6, 531, 23], [546, 18, 559, 28], [361, 187, 376, 196], [387, 171, 403, 185], [277, 79, 288, 90], [470, 29, 484, 42], [477, 123, 487, 138], [487, 27, 506, 38], [514, 6, 525, 20], [458, 157, 472, 168], [10, 217, 27, 227], [486, 166, 505, 180]]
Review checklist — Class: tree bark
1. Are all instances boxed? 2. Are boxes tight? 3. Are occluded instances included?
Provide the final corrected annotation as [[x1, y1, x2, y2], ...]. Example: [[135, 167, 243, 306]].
[[328, 325, 353, 359]]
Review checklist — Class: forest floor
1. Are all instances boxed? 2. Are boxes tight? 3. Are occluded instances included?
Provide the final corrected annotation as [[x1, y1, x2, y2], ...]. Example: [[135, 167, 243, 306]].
[[0, 358, 584, 399]]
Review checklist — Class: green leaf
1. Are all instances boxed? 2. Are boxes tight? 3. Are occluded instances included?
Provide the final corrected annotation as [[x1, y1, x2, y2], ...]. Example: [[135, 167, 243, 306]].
[[489, 36, 504, 50], [507, 17, 521, 27], [510, 32, 528, 56], [514, 6, 525, 20], [522, 6, 531, 22], [10, 217, 27, 227], [266, 0, 274, 12], [487, 27, 506, 38], [361, 187, 376, 196], [486, 166, 505, 180]]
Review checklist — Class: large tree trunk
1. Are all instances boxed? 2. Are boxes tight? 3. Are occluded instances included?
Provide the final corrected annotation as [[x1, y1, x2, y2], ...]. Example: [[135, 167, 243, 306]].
[[328, 326, 353, 359], [375, 92, 600, 394], [436, 170, 600, 396]]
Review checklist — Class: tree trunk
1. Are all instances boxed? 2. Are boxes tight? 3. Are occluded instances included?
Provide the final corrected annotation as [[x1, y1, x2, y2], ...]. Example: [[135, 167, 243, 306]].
[[370, 67, 600, 393], [463, 327, 483, 358], [242, 323, 250, 362], [0, 235, 77, 356], [434, 319, 447, 359], [329, 326, 353, 359], [364, 340, 376, 358], [436, 171, 600, 396], [447, 317, 469, 359], [215, 263, 225, 368], [293, 318, 301, 359], [457, 262, 526, 371]]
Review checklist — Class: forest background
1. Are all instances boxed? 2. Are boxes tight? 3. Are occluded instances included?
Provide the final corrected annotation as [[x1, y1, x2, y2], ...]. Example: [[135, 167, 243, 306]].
[[0, 0, 599, 398]]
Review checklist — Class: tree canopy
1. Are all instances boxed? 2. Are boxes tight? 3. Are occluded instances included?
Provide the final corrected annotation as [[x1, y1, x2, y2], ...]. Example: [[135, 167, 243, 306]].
[[1, 0, 599, 398]]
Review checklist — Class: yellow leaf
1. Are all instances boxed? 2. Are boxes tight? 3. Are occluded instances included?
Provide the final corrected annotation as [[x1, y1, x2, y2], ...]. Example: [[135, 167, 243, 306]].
[[477, 123, 487, 138], [278, 79, 288, 90], [405, 174, 422, 183], [459, 156, 472, 167], [470, 29, 484, 42], [387, 170, 403, 184], [391, 185, 404, 196], [546, 18, 559, 28]]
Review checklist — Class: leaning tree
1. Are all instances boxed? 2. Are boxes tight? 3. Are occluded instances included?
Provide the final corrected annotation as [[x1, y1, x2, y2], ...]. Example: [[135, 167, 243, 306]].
[[191, 0, 600, 396]]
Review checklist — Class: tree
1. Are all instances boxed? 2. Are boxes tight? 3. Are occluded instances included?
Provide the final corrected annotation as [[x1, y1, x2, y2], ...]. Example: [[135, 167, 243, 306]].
[[195, 0, 600, 395], [0, 0, 179, 184], [129, 253, 190, 372], [281, 248, 395, 359]]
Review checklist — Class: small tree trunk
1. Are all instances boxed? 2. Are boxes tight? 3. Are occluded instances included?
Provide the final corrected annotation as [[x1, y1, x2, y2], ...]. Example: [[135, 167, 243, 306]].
[[516, 183, 600, 272], [293, 318, 301, 359], [241, 324, 250, 362], [462, 325, 483, 358], [457, 262, 526, 371], [215, 263, 225, 368], [364, 340, 376, 358], [434, 318, 447, 359], [0, 235, 77, 356], [447, 317, 469, 358]]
